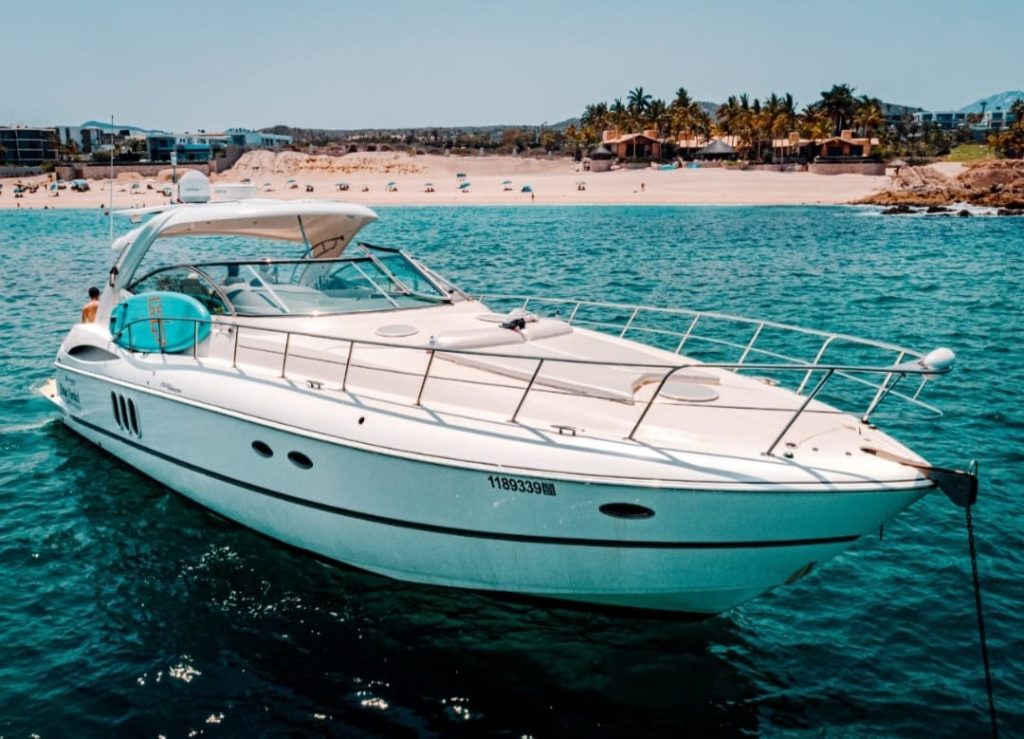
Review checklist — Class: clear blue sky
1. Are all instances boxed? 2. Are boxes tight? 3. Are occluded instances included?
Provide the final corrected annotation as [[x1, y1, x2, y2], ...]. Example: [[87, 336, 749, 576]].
[[3, 0, 1021, 131]]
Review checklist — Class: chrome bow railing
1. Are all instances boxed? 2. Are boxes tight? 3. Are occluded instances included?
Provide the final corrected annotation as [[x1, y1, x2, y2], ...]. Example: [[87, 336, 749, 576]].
[[108, 299, 954, 456], [476, 294, 943, 415]]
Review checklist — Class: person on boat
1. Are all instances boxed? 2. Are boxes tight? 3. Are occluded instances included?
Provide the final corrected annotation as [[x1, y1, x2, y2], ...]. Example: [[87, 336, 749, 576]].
[[223, 264, 246, 286], [81, 287, 100, 323]]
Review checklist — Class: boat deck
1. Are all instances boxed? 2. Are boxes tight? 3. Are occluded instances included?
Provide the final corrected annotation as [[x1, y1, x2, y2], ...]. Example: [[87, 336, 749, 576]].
[[85, 298, 933, 481]]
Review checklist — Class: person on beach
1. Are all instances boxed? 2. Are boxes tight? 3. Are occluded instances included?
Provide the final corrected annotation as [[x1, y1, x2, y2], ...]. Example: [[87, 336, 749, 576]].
[[81, 287, 100, 323]]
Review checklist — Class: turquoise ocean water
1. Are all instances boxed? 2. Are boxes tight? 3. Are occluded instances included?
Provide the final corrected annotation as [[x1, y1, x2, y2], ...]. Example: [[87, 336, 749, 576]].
[[1, 205, 1021, 736]]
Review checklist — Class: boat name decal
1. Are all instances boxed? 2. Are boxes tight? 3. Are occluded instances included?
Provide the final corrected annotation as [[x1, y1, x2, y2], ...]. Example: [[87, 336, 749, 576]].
[[488, 475, 556, 496], [159, 381, 182, 394], [57, 376, 81, 409]]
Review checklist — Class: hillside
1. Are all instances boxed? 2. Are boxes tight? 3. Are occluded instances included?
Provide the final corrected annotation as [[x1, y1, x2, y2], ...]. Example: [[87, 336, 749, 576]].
[[959, 90, 1024, 113]]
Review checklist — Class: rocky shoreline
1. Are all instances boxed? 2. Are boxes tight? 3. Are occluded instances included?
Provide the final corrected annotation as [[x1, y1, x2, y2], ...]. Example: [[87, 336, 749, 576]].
[[857, 160, 1024, 214], [877, 203, 1023, 217]]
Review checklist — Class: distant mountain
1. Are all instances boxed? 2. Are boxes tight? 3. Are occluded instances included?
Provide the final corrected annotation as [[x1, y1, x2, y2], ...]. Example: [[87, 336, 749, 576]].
[[697, 101, 720, 117], [546, 117, 579, 131], [959, 91, 1024, 113], [79, 120, 165, 134]]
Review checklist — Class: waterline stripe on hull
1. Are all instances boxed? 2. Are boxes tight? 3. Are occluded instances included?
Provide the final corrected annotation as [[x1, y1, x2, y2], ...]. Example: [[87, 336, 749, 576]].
[[68, 415, 861, 551]]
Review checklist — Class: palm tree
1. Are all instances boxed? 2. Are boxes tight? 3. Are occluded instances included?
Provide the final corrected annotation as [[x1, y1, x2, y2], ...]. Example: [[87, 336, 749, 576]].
[[647, 99, 669, 136], [799, 103, 831, 147], [820, 84, 858, 135], [670, 87, 692, 139], [610, 98, 627, 130], [669, 104, 688, 142], [772, 93, 798, 161], [716, 95, 741, 135], [564, 124, 581, 159], [673, 87, 693, 110], [627, 86, 652, 122], [581, 102, 611, 132], [693, 109, 713, 148], [761, 94, 781, 161], [622, 86, 647, 145], [1010, 98, 1024, 126], [989, 99, 1024, 158], [734, 94, 755, 159], [854, 96, 885, 140]]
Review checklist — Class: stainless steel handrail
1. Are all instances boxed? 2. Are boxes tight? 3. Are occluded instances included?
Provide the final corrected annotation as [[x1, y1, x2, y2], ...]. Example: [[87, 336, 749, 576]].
[[113, 315, 940, 377], [110, 311, 951, 454], [477, 293, 924, 360], [478, 293, 937, 424]]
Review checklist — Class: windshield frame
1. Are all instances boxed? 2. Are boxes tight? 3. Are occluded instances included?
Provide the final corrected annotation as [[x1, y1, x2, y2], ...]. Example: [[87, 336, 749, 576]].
[[126, 246, 458, 318]]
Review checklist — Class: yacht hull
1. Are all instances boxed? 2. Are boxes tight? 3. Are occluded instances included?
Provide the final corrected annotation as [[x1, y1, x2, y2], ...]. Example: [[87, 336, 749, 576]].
[[51, 369, 930, 615]]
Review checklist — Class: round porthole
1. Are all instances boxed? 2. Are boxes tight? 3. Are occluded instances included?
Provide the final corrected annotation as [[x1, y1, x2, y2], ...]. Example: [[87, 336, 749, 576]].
[[599, 503, 655, 519], [288, 451, 313, 469], [252, 440, 273, 458]]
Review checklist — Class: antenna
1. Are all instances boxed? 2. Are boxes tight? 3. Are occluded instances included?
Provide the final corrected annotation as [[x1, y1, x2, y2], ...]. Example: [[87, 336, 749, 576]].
[[108, 114, 114, 247]]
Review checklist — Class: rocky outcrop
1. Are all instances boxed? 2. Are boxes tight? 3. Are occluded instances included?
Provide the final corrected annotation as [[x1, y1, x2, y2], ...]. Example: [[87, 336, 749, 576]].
[[858, 160, 1024, 209]]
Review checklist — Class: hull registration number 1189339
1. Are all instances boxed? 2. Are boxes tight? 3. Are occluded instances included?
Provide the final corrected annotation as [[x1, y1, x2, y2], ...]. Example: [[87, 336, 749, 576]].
[[488, 475, 557, 496]]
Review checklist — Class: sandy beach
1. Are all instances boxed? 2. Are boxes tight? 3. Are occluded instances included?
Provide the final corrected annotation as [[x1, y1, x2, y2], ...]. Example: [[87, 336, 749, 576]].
[[0, 151, 904, 211]]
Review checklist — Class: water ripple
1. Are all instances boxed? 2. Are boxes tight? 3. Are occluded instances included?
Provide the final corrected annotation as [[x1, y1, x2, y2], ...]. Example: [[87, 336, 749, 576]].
[[0, 206, 1020, 736]]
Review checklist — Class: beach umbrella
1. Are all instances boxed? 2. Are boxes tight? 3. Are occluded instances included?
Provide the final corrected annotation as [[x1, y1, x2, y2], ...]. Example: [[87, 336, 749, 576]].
[[458, 182, 471, 189], [286, 178, 296, 184], [335, 180, 349, 188], [521, 185, 532, 193], [502, 180, 512, 184], [456, 172, 467, 179]]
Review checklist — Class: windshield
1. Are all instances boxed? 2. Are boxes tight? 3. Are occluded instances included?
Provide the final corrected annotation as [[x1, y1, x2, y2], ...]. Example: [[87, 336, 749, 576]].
[[128, 244, 454, 316]]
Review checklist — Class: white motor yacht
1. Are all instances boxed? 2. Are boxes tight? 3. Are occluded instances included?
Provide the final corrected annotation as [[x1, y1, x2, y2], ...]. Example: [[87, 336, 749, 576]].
[[42, 179, 974, 615]]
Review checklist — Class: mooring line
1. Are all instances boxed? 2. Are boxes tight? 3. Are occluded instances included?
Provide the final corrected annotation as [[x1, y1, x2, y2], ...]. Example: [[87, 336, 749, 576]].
[[965, 490, 998, 738]]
